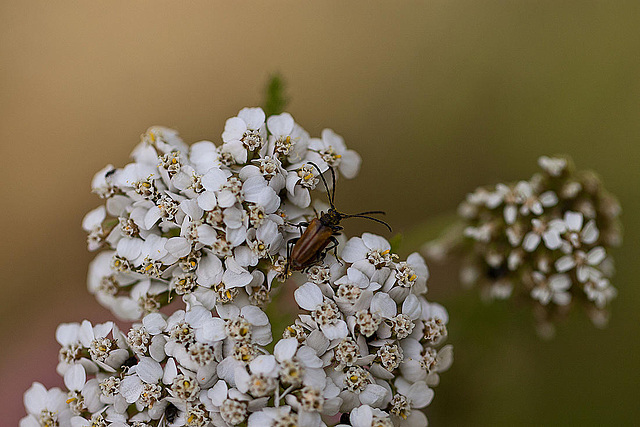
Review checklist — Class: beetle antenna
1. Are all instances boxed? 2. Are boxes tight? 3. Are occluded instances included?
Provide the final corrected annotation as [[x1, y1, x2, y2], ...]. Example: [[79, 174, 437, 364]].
[[350, 210, 386, 216], [329, 163, 337, 205], [343, 214, 393, 232], [306, 162, 335, 207]]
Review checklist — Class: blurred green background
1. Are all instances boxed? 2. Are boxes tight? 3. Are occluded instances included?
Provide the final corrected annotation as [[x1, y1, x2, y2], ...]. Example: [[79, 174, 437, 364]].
[[1, 1, 639, 425]]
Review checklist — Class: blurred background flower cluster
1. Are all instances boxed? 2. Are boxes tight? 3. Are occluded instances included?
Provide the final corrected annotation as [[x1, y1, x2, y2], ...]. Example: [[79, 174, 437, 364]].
[[2, 1, 639, 425]]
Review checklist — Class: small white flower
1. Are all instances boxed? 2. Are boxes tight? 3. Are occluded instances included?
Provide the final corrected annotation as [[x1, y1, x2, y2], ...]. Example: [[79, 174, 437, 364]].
[[82, 206, 107, 251], [555, 246, 606, 282], [285, 164, 321, 208], [204, 379, 253, 426], [333, 365, 389, 412], [584, 276, 617, 309], [91, 164, 117, 199], [383, 252, 429, 296], [274, 338, 325, 390], [400, 339, 453, 385], [348, 404, 393, 427], [486, 280, 513, 300], [189, 140, 221, 175], [306, 129, 361, 179], [234, 355, 279, 398], [78, 320, 129, 372], [266, 113, 310, 163], [21, 383, 71, 427], [390, 378, 434, 426], [519, 189, 558, 217], [341, 234, 394, 283], [295, 283, 347, 340], [247, 406, 301, 427], [538, 155, 567, 176], [530, 272, 572, 306], [222, 107, 267, 163], [240, 157, 287, 193], [560, 211, 599, 250], [522, 218, 564, 252]]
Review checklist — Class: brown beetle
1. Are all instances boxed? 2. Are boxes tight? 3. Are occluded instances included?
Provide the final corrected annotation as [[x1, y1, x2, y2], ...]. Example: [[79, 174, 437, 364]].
[[286, 163, 391, 273]]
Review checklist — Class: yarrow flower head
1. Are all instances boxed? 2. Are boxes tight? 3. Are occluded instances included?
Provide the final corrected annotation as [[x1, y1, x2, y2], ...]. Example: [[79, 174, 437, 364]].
[[23, 107, 452, 426], [83, 108, 360, 321], [427, 155, 622, 337]]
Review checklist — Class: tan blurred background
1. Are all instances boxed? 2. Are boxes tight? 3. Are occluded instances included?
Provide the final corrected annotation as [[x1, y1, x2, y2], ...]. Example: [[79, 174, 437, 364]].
[[2, 1, 639, 425]]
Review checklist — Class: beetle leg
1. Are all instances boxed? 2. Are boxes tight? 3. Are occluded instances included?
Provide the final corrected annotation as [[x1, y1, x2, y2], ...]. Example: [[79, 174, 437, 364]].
[[320, 236, 342, 266], [286, 221, 308, 234], [330, 236, 343, 264], [285, 238, 299, 276]]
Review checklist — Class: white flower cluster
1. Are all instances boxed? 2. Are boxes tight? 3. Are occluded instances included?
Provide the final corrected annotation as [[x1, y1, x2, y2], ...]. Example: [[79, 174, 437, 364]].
[[22, 108, 452, 426], [450, 156, 621, 335], [22, 235, 451, 427], [82, 108, 360, 320], [290, 234, 452, 426]]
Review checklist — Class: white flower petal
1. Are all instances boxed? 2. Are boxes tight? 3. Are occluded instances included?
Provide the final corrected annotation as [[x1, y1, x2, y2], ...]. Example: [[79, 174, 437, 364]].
[[523, 233, 540, 252], [116, 238, 142, 261], [19, 416, 40, 427], [564, 211, 583, 231], [350, 405, 373, 427], [294, 283, 324, 311], [179, 199, 203, 220], [321, 320, 348, 340], [370, 292, 397, 318], [241, 305, 269, 326], [407, 382, 434, 408], [142, 313, 166, 335], [402, 294, 422, 319], [587, 247, 606, 265], [56, 323, 80, 346], [339, 150, 361, 179], [196, 224, 218, 245], [555, 255, 576, 273], [208, 380, 228, 406], [197, 191, 218, 211], [406, 410, 428, 427], [136, 357, 163, 384], [274, 338, 298, 362], [341, 237, 368, 263], [165, 237, 191, 258], [64, 364, 86, 391], [222, 117, 247, 142], [549, 274, 571, 291], [82, 206, 106, 231], [542, 231, 562, 250], [120, 376, 143, 403], [504, 205, 517, 225], [143, 206, 162, 230], [24, 383, 48, 415], [196, 318, 227, 343], [249, 355, 277, 375], [162, 358, 177, 385], [267, 113, 294, 136], [202, 168, 229, 192], [580, 220, 598, 245], [361, 233, 390, 252], [359, 383, 388, 407]]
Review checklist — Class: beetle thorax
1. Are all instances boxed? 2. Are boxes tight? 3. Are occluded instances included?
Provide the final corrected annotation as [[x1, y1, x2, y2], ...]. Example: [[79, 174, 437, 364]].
[[320, 208, 342, 227]]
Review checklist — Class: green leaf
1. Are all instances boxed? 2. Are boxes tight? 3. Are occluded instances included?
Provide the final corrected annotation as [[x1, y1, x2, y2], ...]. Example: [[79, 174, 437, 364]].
[[263, 73, 289, 116]]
